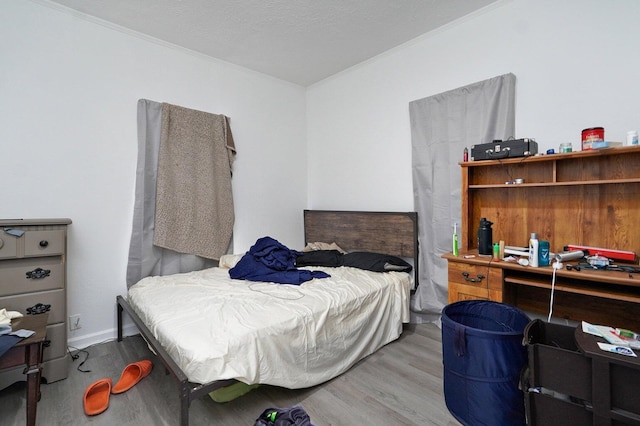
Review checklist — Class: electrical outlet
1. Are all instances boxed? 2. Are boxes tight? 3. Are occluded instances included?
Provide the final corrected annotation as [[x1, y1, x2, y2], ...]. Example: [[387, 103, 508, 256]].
[[69, 314, 81, 331]]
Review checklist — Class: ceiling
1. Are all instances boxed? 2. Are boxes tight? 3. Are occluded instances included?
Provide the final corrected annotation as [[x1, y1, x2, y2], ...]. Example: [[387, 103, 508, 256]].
[[45, 0, 499, 87]]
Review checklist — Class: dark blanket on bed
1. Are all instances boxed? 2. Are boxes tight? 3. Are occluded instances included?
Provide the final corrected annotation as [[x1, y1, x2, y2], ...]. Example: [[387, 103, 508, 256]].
[[296, 250, 413, 273], [229, 236, 330, 285]]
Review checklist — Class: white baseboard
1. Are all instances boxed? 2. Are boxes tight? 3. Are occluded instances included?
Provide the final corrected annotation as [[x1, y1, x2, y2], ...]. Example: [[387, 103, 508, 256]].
[[67, 322, 139, 350]]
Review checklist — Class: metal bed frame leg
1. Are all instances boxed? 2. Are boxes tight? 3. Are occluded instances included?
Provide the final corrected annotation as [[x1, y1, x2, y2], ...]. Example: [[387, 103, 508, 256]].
[[116, 295, 237, 426], [117, 301, 123, 342], [117, 295, 197, 425], [180, 384, 190, 426]]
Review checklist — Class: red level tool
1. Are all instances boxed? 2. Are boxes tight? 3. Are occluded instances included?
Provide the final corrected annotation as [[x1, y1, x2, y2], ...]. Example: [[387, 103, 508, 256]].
[[566, 244, 637, 263]]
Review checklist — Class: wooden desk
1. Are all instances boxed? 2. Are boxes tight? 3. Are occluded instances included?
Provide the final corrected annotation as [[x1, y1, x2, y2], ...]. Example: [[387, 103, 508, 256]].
[[443, 250, 640, 331], [0, 314, 48, 426]]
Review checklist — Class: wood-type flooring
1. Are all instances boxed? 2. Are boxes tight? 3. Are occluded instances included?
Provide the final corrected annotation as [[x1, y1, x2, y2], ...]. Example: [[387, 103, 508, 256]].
[[0, 323, 460, 425]]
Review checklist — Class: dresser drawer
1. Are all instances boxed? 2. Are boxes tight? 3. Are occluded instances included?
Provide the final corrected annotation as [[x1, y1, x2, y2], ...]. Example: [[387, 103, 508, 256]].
[[0, 257, 64, 297], [24, 230, 65, 257], [0, 229, 65, 259], [0, 234, 18, 259], [44, 322, 66, 361], [0, 289, 65, 323], [0, 322, 68, 387]]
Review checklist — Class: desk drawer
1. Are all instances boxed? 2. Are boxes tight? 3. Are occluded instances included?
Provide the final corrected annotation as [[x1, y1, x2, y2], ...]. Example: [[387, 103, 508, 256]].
[[448, 262, 501, 287], [0, 257, 64, 297], [448, 261, 503, 302]]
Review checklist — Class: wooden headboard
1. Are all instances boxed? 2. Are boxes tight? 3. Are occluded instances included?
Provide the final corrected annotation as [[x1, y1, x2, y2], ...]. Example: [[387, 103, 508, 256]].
[[303, 210, 419, 288]]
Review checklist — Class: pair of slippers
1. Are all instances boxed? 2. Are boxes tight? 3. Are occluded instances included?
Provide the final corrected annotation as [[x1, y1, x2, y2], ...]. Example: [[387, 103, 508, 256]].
[[83, 360, 153, 416]]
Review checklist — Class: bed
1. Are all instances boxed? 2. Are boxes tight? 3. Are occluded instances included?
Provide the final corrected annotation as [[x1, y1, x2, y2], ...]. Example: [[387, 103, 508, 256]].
[[116, 210, 418, 425]]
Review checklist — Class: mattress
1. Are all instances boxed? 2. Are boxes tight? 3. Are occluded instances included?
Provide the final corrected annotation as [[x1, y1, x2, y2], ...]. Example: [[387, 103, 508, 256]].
[[126, 262, 411, 388]]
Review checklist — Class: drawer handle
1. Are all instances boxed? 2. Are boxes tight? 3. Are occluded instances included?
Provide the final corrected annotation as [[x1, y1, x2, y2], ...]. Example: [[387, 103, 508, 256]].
[[39, 240, 49, 248], [462, 272, 485, 283], [26, 267, 51, 279], [26, 303, 51, 315]]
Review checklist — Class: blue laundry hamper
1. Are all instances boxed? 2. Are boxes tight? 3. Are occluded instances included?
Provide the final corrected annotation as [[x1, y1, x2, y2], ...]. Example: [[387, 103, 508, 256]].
[[442, 300, 530, 426]]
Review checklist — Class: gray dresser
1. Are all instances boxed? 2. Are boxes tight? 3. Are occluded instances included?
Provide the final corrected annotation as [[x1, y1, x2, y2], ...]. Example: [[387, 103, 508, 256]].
[[0, 218, 71, 389]]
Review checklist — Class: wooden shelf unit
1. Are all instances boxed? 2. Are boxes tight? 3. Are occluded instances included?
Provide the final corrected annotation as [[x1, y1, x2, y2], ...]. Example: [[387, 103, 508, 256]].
[[460, 146, 640, 255], [446, 146, 640, 331]]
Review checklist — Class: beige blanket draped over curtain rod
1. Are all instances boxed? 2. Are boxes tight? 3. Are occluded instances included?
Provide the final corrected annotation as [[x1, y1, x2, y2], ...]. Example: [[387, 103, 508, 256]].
[[154, 103, 236, 260], [126, 100, 236, 288]]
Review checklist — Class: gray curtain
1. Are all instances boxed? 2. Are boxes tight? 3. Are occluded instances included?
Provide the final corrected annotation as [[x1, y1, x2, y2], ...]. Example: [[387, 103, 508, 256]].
[[126, 99, 217, 287], [409, 73, 516, 323]]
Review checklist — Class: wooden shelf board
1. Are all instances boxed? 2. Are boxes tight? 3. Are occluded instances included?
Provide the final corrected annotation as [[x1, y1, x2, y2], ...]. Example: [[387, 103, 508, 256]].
[[460, 146, 640, 168], [469, 178, 640, 189], [504, 277, 640, 303]]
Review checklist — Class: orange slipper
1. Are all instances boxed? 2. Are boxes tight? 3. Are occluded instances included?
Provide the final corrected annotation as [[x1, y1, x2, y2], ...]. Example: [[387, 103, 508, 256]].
[[111, 360, 153, 394], [83, 378, 112, 416]]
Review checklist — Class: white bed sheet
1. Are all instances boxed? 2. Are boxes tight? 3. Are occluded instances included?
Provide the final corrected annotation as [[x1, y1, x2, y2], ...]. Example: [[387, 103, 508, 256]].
[[126, 264, 411, 387]]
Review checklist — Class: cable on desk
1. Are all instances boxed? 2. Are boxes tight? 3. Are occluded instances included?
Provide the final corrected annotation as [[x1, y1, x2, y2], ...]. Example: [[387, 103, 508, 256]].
[[547, 262, 561, 322], [485, 257, 493, 300]]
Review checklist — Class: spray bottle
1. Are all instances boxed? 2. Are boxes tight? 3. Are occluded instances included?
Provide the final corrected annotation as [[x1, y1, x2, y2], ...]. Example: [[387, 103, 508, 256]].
[[453, 223, 459, 256]]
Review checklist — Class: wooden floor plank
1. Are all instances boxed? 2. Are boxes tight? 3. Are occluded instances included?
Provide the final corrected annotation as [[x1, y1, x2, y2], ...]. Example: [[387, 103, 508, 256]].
[[0, 323, 461, 425]]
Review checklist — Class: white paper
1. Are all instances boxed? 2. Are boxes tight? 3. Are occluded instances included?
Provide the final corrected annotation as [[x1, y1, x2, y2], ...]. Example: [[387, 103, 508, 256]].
[[597, 342, 637, 357]]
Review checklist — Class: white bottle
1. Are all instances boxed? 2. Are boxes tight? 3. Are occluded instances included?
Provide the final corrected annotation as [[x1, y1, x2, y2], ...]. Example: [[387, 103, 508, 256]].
[[627, 130, 638, 146], [529, 232, 539, 267]]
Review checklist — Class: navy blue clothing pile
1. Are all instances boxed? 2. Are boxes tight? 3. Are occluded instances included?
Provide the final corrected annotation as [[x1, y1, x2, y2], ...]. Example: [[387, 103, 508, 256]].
[[229, 236, 329, 285]]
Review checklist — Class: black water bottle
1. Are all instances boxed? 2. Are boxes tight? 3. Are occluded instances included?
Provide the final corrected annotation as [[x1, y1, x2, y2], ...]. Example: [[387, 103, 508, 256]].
[[477, 217, 493, 255]]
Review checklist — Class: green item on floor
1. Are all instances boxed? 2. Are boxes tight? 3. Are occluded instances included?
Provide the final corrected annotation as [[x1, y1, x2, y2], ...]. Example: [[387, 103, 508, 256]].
[[209, 381, 260, 402]]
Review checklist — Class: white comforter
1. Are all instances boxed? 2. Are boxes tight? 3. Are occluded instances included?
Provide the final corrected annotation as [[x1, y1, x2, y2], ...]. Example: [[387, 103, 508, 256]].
[[126, 264, 411, 387]]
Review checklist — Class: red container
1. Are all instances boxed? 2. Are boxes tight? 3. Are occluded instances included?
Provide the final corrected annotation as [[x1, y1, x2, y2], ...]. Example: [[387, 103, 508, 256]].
[[582, 127, 604, 150]]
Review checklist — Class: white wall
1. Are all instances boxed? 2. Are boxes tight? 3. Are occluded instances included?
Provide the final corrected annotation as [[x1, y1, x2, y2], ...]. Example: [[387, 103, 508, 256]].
[[1, 1, 307, 347], [3, 0, 640, 347], [306, 0, 640, 210]]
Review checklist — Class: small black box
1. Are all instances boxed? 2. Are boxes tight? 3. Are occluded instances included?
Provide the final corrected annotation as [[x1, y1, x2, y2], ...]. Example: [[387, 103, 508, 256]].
[[471, 138, 538, 161]]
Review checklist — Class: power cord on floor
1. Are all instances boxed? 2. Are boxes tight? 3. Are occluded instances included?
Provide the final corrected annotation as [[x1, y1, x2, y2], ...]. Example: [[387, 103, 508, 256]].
[[66, 338, 117, 373], [67, 346, 91, 373]]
